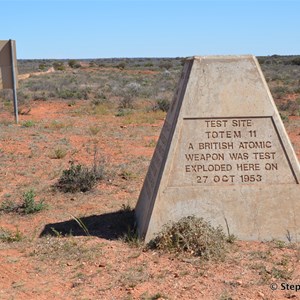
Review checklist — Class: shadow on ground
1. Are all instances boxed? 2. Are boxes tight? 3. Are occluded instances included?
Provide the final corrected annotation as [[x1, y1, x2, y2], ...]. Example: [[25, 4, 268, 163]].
[[39, 209, 135, 240]]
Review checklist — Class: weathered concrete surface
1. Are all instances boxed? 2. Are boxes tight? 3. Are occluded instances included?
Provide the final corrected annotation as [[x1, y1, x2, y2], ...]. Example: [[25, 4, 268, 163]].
[[135, 56, 300, 242]]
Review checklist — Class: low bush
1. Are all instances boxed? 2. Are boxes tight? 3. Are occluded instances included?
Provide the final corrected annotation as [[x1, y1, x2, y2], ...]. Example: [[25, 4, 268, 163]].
[[56, 160, 105, 193], [0, 189, 47, 215], [118, 82, 141, 109], [22, 120, 35, 127], [159, 60, 173, 70], [57, 88, 89, 100], [0, 199, 19, 213], [117, 62, 126, 70], [0, 228, 23, 242], [152, 99, 170, 112], [271, 86, 289, 99], [148, 216, 229, 260], [53, 61, 65, 71], [21, 189, 47, 214], [280, 100, 300, 116], [291, 57, 300, 66], [49, 148, 67, 159], [115, 108, 133, 117], [68, 60, 81, 69]]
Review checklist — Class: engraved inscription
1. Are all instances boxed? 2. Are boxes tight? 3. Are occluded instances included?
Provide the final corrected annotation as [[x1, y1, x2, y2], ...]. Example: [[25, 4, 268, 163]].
[[168, 117, 296, 186]]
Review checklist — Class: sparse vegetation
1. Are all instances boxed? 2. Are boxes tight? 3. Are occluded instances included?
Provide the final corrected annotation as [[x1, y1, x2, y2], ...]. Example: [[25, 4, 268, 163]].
[[219, 291, 233, 300], [88, 125, 101, 135], [53, 61, 65, 71], [120, 169, 135, 180], [123, 225, 140, 247], [0, 227, 23, 242], [0, 189, 46, 214], [145, 138, 157, 147], [22, 120, 35, 127], [152, 99, 170, 112], [118, 82, 141, 109], [49, 147, 67, 159], [57, 88, 89, 100], [70, 214, 90, 236], [0, 55, 299, 299], [55, 160, 105, 193], [0, 199, 19, 213], [21, 189, 47, 214], [148, 216, 229, 260], [117, 62, 126, 70], [68, 59, 81, 69]]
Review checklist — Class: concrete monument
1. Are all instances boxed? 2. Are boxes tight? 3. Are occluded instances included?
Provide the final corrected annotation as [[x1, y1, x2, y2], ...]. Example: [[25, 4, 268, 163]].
[[135, 56, 300, 242]]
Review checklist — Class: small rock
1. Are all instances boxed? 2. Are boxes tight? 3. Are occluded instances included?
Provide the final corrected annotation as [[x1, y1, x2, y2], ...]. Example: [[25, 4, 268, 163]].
[[285, 293, 297, 299]]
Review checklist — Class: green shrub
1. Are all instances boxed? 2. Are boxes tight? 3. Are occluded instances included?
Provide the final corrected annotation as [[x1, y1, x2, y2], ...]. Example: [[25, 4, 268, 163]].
[[57, 88, 89, 100], [22, 120, 35, 127], [0, 199, 18, 213], [33, 92, 48, 101], [49, 148, 67, 159], [88, 126, 101, 135], [0, 228, 23, 242], [91, 91, 107, 106], [17, 90, 30, 104], [118, 82, 141, 109], [291, 57, 300, 66], [21, 189, 47, 214], [0, 190, 46, 215], [53, 61, 65, 71], [271, 86, 289, 99], [68, 60, 81, 69], [118, 204, 140, 247], [38, 63, 47, 71], [148, 216, 229, 260], [89, 61, 96, 67], [144, 62, 154, 68], [115, 108, 133, 117], [153, 99, 170, 112], [56, 161, 105, 193], [117, 62, 126, 70], [280, 100, 300, 115], [94, 90, 107, 102], [280, 113, 289, 122], [120, 169, 135, 180], [159, 61, 173, 70]]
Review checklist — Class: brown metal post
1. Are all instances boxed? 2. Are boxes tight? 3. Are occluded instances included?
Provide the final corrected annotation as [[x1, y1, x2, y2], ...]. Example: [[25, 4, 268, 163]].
[[10, 39, 18, 124]]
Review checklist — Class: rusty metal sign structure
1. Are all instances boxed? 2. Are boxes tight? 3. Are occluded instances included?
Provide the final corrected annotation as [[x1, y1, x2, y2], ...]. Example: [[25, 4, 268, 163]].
[[0, 40, 18, 123]]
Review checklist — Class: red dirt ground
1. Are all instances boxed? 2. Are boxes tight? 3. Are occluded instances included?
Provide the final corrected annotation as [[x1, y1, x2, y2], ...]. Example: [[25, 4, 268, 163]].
[[0, 99, 299, 300]]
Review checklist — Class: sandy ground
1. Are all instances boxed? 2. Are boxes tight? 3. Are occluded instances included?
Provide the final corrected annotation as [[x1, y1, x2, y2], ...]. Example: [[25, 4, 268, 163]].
[[0, 94, 299, 299]]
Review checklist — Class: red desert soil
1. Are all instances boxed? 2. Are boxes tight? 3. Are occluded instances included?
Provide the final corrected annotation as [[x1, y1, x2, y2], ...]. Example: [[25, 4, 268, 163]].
[[0, 100, 299, 300]]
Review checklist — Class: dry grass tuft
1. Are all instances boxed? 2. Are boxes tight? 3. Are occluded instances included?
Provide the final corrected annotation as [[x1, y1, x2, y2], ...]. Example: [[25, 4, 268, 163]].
[[148, 216, 229, 261]]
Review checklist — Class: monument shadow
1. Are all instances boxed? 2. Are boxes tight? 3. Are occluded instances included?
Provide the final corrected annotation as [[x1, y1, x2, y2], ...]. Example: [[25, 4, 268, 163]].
[[39, 209, 135, 240]]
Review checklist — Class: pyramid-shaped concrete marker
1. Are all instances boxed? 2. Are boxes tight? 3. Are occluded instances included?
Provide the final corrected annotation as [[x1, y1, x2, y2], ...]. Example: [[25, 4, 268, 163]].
[[135, 56, 300, 242]]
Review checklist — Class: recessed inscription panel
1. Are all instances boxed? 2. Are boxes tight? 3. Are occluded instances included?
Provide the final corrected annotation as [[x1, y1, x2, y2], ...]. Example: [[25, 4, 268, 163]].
[[168, 117, 297, 187]]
